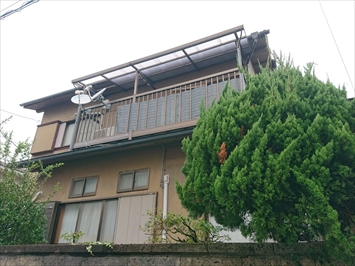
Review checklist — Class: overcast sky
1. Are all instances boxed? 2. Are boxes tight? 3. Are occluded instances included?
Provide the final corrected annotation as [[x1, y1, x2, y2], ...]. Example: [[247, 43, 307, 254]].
[[0, 1, 354, 146]]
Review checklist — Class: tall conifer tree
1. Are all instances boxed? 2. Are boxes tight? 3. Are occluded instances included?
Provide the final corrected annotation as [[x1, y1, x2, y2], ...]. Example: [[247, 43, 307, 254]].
[[177, 55, 355, 263]]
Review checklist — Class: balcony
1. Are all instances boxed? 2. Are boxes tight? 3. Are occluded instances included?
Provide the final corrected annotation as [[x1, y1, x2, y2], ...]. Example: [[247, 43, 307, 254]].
[[73, 68, 242, 149]]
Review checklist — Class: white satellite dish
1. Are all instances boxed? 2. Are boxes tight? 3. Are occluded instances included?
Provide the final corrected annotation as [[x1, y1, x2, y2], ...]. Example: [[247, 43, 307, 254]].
[[71, 94, 91, 105]]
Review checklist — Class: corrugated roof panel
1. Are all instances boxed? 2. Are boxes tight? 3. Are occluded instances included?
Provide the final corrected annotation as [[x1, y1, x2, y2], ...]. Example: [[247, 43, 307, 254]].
[[190, 42, 237, 62], [146, 65, 196, 83], [111, 72, 136, 85], [136, 51, 185, 70], [194, 51, 237, 69], [184, 34, 235, 54], [104, 66, 135, 79], [142, 57, 191, 77], [80, 76, 105, 86]]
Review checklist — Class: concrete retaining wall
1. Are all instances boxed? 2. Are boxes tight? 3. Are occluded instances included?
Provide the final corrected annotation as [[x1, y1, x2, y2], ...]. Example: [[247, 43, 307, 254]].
[[0, 243, 344, 266]]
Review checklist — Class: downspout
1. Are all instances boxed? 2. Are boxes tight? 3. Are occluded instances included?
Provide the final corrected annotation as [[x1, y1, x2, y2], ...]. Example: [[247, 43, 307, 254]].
[[160, 144, 169, 242], [236, 44, 245, 91], [236, 31, 245, 91], [162, 174, 170, 242], [245, 35, 258, 68], [69, 105, 81, 151]]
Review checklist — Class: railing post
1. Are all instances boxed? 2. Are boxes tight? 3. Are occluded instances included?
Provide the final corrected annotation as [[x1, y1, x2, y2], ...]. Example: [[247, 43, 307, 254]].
[[69, 105, 81, 151], [133, 71, 139, 102]]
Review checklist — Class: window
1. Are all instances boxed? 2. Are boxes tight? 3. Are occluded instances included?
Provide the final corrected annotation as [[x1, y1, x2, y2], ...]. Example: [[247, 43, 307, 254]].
[[69, 176, 98, 198], [55, 194, 157, 244], [54, 121, 75, 148], [56, 199, 118, 243], [61, 122, 75, 146], [117, 169, 149, 192]]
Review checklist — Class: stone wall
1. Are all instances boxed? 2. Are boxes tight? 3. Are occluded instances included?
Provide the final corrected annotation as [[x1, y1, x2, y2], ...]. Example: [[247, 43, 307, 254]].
[[0, 243, 344, 266]]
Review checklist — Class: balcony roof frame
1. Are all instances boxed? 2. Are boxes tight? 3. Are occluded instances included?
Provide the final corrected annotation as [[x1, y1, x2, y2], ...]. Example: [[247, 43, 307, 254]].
[[71, 25, 246, 90], [21, 25, 274, 111]]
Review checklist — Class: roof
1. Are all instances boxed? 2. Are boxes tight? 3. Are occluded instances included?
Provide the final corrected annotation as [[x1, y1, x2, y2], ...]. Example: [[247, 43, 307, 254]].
[[21, 25, 271, 111]]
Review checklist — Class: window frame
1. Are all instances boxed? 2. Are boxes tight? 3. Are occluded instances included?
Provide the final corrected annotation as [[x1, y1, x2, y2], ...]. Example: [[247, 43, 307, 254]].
[[54, 120, 75, 148], [69, 176, 98, 198], [55, 198, 118, 243], [117, 169, 149, 193], [53, 192, 157, 244]]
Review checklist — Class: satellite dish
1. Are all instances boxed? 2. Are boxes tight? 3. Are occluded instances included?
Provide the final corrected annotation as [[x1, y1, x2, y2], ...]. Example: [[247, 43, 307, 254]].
[[71, 94, 91, 105]]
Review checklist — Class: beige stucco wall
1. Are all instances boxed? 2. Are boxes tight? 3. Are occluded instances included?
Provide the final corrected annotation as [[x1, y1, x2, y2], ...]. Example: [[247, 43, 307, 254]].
[[41, 101, 78, 124], [31, 121, 59, 154], [42, 140, 188, 216]]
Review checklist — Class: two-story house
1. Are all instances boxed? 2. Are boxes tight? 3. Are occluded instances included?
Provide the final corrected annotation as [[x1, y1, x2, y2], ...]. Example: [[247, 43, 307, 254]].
[[21, 25, 273, 244]]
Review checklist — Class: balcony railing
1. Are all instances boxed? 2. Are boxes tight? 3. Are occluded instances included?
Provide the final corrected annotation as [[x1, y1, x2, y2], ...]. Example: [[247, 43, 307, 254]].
[[73, 68, 242, 148]]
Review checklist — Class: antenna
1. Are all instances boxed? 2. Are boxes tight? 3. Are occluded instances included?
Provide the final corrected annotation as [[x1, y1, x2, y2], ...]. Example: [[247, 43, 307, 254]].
[[85, 86, 107, 101], [70, 85, 111, 109]]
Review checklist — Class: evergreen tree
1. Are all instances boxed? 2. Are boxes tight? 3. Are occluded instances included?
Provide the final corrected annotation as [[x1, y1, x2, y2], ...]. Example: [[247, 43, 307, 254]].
[[177, 55, 355, 263]]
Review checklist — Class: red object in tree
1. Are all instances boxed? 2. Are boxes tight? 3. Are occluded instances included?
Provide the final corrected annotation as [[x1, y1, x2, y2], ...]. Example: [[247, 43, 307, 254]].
[[217, 142, 227, 164]]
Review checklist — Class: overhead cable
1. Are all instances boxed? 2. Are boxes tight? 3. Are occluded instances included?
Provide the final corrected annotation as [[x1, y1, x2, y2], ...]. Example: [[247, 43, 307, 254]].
[[0, 0, 22, 14], [319, 1, 354, 92], [0, 0, 40, 20], [0, 109, 40, 123]]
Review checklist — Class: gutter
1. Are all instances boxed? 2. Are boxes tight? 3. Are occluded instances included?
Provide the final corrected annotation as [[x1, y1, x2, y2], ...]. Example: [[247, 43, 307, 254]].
[[20, 88, 76, 109]]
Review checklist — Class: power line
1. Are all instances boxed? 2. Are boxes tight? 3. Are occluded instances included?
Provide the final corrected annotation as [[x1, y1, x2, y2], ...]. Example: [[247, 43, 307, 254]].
[[318, 1, 354, 92], [0, 0, 40, 20], [0, 109, 40, 123], [0, 0, 22, 14]]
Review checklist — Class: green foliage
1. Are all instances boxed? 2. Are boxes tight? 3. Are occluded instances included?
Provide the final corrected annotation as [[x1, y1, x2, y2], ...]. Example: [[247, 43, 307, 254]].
[[141, 210, 230, 243], [0, 118, 61, 245], [60, 231, 113, 256], [177, 54, 355, 264], [60, 231, 84, 244], [84, 241, 113, 257]]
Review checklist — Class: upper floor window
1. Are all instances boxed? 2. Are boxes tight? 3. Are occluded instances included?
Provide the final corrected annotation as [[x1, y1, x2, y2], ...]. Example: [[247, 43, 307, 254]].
[[61, 122, 75, 146], [69, 176, 98, 198], [117, 169, 149, 192], [55, 121, 75, 148]]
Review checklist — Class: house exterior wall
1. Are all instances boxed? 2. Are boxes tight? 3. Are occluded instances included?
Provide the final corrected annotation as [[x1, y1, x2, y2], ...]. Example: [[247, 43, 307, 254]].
[[41, 140, 188, 243], [41, 101, 77, 124], [30, 59, 241, 244], [23, 27, 273, 245], [31, 121, 60, 154], [43, 142, 185, 208]]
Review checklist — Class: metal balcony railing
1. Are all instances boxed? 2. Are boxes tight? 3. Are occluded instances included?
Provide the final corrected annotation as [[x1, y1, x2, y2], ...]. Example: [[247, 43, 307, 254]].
[[74, 68, 242, 148]]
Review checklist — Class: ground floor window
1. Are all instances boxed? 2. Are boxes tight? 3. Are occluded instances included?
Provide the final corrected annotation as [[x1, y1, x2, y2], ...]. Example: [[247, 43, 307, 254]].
[[56, 199, 117, 243], [54, 193, 156, 244]]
